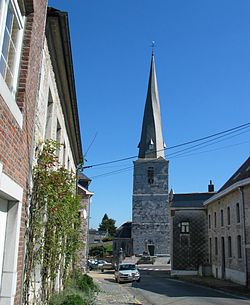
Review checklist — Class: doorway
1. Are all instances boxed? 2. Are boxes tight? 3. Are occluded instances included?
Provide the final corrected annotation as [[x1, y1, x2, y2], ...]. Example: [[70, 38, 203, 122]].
[[148, 244, 155, 256], [0, 198, 8, 287]]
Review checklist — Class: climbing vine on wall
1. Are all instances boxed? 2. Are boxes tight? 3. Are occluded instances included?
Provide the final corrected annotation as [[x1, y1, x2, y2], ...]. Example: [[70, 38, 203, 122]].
[[23, 140, 81, 305]]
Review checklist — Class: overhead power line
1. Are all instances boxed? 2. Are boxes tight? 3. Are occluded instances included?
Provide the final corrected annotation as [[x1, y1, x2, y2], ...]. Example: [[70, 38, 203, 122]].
[[82, 122, 250, 170], [90, 139, 250, 180]]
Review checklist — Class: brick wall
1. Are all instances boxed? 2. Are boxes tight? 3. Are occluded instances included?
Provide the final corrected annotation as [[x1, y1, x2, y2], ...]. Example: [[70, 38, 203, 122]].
[[0, 1, 47, 304]]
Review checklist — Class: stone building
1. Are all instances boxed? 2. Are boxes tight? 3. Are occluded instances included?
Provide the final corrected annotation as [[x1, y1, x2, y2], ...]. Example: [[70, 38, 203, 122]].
[[26, 6, 87, 299], [34, 7, 82, 171], [204, 156, 250, 286], [170, 184, 215, 275], [77, 173, 94, 272], [132, 52, 169, 256], [0, 1, 47, 304], [113, 221, 133, 257]]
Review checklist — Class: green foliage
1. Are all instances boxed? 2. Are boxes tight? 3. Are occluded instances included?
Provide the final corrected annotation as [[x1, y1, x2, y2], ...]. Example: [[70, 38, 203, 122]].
[[98, 213, 117, 236], [61, 294, 84, 305], [102, 236, 113, 242], [23, 140, 81, 305], [89, 243, 113, 258], [49, 271, 98, 305], [105, 243, 113, 253], [71, 272, 99, 293], [89, 245, 106, 258]]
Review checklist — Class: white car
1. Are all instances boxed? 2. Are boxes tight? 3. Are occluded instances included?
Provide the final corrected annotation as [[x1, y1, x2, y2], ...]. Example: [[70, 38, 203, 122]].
[[114, 263, 140, 283]]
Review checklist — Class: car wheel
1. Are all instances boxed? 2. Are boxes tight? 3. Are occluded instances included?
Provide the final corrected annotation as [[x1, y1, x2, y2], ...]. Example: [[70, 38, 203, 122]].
[[136, 278, 141, 283]]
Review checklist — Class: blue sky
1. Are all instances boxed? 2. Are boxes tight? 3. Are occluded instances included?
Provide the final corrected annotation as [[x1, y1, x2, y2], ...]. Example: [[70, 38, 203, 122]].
[[49, 0, 250, 229]]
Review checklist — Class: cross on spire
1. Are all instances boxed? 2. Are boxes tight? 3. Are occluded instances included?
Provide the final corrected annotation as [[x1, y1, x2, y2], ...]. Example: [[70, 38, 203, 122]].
[[151, 41, 156, 55]]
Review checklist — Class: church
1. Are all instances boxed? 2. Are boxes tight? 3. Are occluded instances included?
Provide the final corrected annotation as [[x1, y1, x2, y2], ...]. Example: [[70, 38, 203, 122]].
[[131, 51, 170, 256]]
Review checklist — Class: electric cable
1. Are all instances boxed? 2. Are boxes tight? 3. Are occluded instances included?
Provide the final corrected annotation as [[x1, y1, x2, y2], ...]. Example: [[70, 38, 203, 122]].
[[83, 122, 250, 169]]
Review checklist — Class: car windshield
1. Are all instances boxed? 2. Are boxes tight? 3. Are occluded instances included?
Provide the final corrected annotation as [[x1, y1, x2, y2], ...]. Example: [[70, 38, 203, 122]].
[[119, 264, 136, 271]]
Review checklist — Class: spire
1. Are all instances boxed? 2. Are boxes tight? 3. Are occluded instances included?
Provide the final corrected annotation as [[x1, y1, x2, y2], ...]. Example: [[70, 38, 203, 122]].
[[138, 52, 165, 159]]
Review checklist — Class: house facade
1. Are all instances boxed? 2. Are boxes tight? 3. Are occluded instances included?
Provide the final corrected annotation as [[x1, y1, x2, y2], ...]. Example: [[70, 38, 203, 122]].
[[170, 185, 214, 275], [77, 174, 93, 272], [25, 7, 87, 302], [204, 156, 250, 286], [0, 2, 88, 304], [0, 1, 47, 304], [113, 221, 133, 258]]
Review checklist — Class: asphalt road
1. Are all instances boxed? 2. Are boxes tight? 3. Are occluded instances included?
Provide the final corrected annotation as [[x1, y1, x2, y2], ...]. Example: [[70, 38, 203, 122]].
[[90, 268, 250, 305], [125, 270, 250, 305]]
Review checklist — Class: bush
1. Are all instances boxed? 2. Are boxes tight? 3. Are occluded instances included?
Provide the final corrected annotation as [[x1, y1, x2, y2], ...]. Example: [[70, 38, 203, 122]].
[[49, 271, 98, 305], [73, 272, 99, 293], [61, 294, 84, 305]]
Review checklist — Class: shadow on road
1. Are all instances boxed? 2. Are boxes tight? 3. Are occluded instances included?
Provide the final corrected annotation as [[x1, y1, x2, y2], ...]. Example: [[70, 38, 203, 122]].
[[132, 270, 245, 300]]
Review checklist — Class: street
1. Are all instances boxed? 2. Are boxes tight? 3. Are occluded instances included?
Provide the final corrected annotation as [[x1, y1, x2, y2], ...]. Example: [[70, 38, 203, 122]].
[[91, 268, 250, 305]]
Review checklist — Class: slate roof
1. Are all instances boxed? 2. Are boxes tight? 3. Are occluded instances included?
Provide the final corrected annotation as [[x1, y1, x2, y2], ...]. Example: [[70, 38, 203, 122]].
[[138, 53, 165, 159], [219, 156, 250, 192], [171, 193, 215, 208], [78, 173, 92, 189], [114, 221, 132, 238]]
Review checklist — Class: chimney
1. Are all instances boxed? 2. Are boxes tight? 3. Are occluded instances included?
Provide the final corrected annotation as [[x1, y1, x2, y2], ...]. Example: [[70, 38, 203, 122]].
[[208, 180, 214, 192]]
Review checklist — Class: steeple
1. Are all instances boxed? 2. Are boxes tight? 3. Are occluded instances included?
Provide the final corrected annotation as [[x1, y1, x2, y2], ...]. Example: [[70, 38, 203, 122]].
[[138, 52, 165, 159]]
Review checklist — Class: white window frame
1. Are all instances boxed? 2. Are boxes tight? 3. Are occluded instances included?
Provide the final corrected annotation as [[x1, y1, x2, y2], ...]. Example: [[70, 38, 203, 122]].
[[0, 0, 25, 128], [0, 161, 23, 305], [180, 221, 190, 234]]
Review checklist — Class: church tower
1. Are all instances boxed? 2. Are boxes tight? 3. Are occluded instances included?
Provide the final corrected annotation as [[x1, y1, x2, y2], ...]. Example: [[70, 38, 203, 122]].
[[132, 52, 169, 256]]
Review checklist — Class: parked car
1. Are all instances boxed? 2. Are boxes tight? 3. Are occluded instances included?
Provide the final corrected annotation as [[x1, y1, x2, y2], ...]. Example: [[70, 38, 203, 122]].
[[87, 259, 99, 270], [98, 260, 115, 272], [136, 256, 155, 265], [114, 263, 140, 283]]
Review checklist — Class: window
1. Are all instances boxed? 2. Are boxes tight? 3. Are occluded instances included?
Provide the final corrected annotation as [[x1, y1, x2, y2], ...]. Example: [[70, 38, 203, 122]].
[[228, 236, 232, 257], [220, 209, 224, 227], [56, 120, 61, 158], [0, 0, 24, 95], [214, 212, 217, 228], [62, 142, 66, 167], [236, 203, 240, 223], [215, 237, 218, 255], [45, 91, 53, 139], [209, 238, 212, 263], [147, 167, 154, 184], [237, 235, 242, 258], [180, 222, 189, 233], [208, 214, 211, 229], [227, 207, 230, 225]]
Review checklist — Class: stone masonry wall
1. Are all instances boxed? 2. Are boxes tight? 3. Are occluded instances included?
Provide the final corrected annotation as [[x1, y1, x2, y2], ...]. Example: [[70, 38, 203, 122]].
[[207, 184, 250, 285], [132, 158, 169, 255]]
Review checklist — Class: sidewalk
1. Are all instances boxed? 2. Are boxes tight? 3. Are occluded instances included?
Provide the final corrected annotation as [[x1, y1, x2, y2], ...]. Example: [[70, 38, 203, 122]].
[[90, 271, 144, 305]]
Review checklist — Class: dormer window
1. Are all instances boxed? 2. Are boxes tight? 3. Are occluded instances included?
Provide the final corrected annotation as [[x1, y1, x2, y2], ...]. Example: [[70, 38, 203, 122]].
[[149, 139, 154, 150], [147, 167, 154, 184]]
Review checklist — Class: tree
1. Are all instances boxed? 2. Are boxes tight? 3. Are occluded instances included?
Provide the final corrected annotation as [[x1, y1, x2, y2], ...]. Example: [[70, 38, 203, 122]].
[[98, 213, 117, 236]]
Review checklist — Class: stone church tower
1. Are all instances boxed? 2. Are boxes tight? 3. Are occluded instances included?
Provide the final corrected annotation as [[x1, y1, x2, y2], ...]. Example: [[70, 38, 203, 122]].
[[132, 52, 169, 256]]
